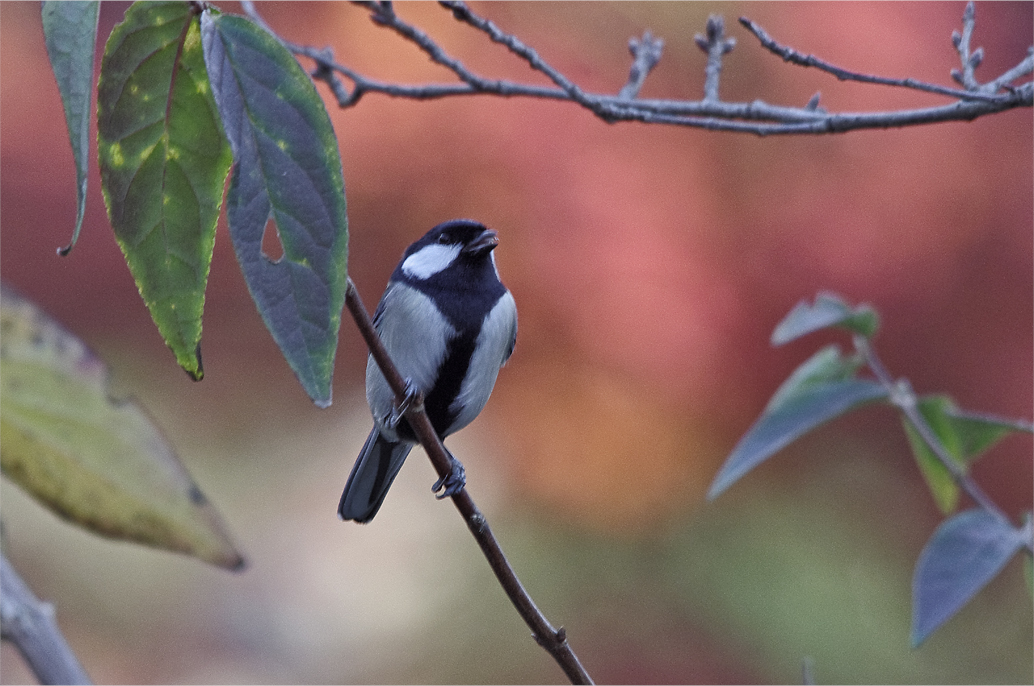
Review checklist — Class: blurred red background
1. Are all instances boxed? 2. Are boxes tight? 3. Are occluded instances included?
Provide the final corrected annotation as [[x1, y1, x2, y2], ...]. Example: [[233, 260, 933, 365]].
[[2, 2, 1031, 684]]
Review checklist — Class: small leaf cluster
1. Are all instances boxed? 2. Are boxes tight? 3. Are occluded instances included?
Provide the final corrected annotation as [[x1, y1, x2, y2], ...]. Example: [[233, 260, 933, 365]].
[[44, 0, 349, 407], [708, 292, 1033, 647]]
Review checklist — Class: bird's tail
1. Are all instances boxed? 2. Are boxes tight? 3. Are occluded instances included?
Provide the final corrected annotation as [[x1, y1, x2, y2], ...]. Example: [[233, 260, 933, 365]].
[[338, 428, 414, 523]]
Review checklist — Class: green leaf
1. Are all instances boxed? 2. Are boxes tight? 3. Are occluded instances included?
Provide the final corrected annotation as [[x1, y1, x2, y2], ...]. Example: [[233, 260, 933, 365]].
[[949, 409, 1031, 454], [771, 292, 879, 346], [911, 510, 1026, 647], [201, 11, 349, 407], [42, 0, 100, 256], [0, 285, 244, 570], [97, 1, 232, 381], [903, 395, 1025, 515], [903, 396, 966, 514], [708, 379, 888, 500]]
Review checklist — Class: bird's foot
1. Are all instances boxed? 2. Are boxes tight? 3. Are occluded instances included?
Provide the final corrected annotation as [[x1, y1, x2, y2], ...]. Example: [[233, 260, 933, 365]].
[[432, 455, 466, 499], [387, 378, 420, 428]]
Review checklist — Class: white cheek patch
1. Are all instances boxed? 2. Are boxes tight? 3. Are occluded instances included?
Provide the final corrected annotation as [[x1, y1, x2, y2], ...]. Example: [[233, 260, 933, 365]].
[[402, 243, 462, 280]]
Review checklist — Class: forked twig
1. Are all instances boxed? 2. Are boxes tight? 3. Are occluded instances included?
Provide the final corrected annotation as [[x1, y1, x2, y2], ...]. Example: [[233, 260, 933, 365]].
[[242, 0, 1032, 135]]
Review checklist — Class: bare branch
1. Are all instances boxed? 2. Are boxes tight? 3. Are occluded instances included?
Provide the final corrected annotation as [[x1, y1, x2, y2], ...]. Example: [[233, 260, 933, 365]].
[[695, 15, 736, 102], [244, 1, 1032, 135], [951, 1, 981, 89], [739, 15, 1011, 103], [344, 280, 594, 685], [1, 553, 92, 685], [619, 31, 663, 100]]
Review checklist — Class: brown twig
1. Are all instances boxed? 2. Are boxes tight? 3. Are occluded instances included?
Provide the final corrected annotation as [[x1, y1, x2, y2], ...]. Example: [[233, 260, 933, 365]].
[[344, 279, 593, 685]]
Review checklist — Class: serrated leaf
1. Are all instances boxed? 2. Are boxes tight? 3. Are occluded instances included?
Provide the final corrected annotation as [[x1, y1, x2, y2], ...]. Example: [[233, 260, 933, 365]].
[[771, 292, 879, 345], [708, 379, 888, 500], [903, 395, 1026, 515], [0, 285, 244, 570], [97, 1, 232, 381], [201, 11, 349, 408], [765, 344, 863, 413], [42, 0, 100, 256], [911, 510, 1025, 647]]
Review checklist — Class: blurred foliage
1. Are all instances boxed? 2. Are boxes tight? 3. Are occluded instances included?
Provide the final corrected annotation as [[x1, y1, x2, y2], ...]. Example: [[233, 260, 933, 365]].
[[0, 285, 243, 570]]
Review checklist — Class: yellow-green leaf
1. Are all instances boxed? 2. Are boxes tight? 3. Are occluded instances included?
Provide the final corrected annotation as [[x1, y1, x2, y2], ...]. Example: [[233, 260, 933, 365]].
[[0, 285, 244, 570]]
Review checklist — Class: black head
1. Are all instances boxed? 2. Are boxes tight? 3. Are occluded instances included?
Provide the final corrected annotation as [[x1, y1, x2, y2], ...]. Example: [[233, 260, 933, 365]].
[[396, 219, 500, 283]]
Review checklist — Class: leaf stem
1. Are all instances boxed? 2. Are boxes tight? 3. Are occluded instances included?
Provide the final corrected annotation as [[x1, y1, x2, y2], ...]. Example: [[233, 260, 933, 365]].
[[854, 335, 1024, 538]]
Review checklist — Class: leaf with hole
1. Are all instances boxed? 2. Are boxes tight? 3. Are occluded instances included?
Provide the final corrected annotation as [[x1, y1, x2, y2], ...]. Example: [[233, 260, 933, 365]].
[[911, 509, 1026, 647], [42, 0, 100, 256], [97, 1, 232, 381], [201, 10, 349, 407], [771, 292, 879, 345], [0, 286, 244, 570], [708, 378, 888, 500]]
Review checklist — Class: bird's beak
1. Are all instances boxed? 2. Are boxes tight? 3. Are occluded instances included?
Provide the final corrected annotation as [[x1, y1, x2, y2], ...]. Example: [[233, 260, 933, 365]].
[[463, 229, 499, 255]]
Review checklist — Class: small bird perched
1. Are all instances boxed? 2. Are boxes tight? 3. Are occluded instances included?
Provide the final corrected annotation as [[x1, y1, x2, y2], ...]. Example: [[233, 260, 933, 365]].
[[339, 219, 518, 523]]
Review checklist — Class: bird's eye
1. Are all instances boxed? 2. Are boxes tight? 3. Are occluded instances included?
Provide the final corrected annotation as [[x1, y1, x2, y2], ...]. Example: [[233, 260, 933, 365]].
[[437, 233, 451, 244]]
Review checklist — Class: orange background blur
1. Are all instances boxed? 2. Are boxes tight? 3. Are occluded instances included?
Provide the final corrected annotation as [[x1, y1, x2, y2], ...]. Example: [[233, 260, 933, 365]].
[[2, 2, 1031, 683]]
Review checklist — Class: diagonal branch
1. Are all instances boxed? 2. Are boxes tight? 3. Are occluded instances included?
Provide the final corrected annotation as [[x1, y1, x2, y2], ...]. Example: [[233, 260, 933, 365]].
[[344, 279, 594, 685], [1, 553, 92, 685], [854, 335, 1033, 556]]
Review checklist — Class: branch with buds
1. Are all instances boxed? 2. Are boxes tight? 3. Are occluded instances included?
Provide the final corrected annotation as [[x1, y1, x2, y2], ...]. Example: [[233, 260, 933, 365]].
[[242, 0, 1032, 135]]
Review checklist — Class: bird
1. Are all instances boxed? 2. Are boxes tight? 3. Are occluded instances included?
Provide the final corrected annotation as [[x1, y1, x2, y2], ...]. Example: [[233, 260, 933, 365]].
[[338, 219, 518, 523]]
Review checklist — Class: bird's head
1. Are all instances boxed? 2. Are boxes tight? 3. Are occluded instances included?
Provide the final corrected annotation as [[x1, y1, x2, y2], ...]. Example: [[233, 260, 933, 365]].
[[400, 219, 499, 281]]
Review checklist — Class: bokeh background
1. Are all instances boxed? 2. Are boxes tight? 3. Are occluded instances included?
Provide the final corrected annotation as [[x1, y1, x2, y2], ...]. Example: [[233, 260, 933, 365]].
[[2, 2, 1031, 683]]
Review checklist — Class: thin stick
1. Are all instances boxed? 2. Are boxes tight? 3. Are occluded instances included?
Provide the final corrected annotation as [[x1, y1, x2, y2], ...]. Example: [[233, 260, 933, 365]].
[[344, 279, 593, 685], [1, 553, 92, 685], [855, 335, 1032, 555]]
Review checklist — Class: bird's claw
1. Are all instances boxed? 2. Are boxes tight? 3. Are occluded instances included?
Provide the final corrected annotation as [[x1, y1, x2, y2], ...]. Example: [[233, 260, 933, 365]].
[[388, 378, 420, 428], [432, 456, 466, 499]]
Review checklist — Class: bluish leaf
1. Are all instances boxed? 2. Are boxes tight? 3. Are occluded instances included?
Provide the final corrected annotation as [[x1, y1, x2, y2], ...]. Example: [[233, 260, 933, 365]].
[[42, 0, 99, 256], [911, 510, 1027, 647], [201, 11, 348, 408], [708, 379, 888, 500], [765, 344, 863, 413], [772, 292, 879, 345]]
